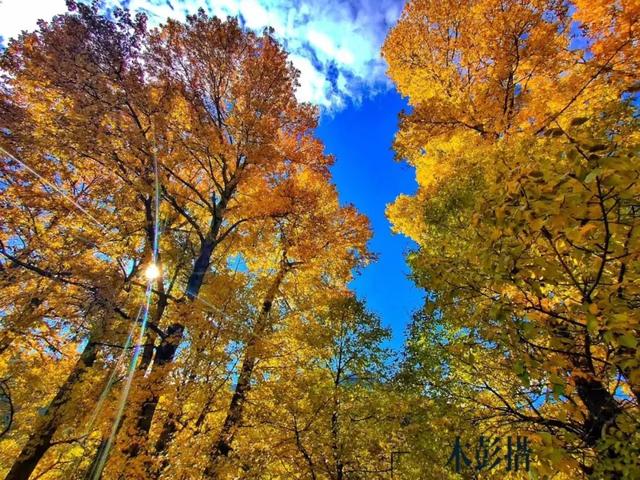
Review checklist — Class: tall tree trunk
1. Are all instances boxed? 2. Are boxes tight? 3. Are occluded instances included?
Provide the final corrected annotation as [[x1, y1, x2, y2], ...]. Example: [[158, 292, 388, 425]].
[[550, 322, 623, 449], [203, 262, 289, 478], [119, 291, 171, 460], [293, 418, 317, 480], [331, 409, 344, 480], [186, 192, 229, 299], [331, 341, 344, 480], [4, 338, 100, 480], [565, 327, 622, 448], [574, 375, 621, 446], [185, 239, 216, 300]]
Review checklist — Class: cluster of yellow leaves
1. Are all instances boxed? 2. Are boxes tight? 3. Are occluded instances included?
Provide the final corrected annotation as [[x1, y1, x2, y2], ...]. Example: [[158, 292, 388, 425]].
[[385, 0, 640, 477]]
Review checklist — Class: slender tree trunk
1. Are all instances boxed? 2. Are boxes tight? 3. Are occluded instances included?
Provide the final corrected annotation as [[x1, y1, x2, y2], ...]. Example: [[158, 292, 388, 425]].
[[331, 350, 343, 480], [185, 239, 216, 300], [186, 193, 229, 299], [331, 408, 344, 480], [293, 419, 317, 480], [4, 339, 100, 480], [203, 263, 289, 478], [120, 292, 172, 460]]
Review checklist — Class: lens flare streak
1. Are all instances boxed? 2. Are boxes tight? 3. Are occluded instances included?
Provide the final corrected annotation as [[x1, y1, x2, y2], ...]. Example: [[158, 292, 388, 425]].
[[91, 150, 163, 478], [0, 147, 108, 232]]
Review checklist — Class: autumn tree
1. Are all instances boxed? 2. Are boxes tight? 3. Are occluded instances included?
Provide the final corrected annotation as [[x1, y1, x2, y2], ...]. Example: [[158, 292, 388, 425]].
[[202, 171, 371, 477], [0, 3, 370, 480], [384, 0, 640, 477], [208, 296, 405, 480], [108, 12, 334, 474]]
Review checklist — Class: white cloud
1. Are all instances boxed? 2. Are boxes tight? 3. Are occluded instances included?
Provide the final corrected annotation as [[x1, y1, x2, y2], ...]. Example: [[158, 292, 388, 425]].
[[0, 0, 67, 43], [0, 0, 402, 110]]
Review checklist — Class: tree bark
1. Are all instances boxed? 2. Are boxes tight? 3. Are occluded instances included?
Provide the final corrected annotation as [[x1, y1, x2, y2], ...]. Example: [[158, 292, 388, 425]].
[[574, 375, 621, 447], [120, 292, 172, 460], [186, 191, 229, 300], [551, 322, 623, 449], [331, 337, 344, 480]]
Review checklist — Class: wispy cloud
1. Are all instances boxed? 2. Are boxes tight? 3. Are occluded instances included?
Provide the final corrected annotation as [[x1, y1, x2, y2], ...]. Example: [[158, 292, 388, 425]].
[[0, 0, 402, 110]]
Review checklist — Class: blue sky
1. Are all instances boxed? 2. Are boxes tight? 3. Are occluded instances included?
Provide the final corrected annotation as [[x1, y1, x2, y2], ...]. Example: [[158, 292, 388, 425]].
[[318, 91, 422, 347], [0, 0, 423, 346]]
